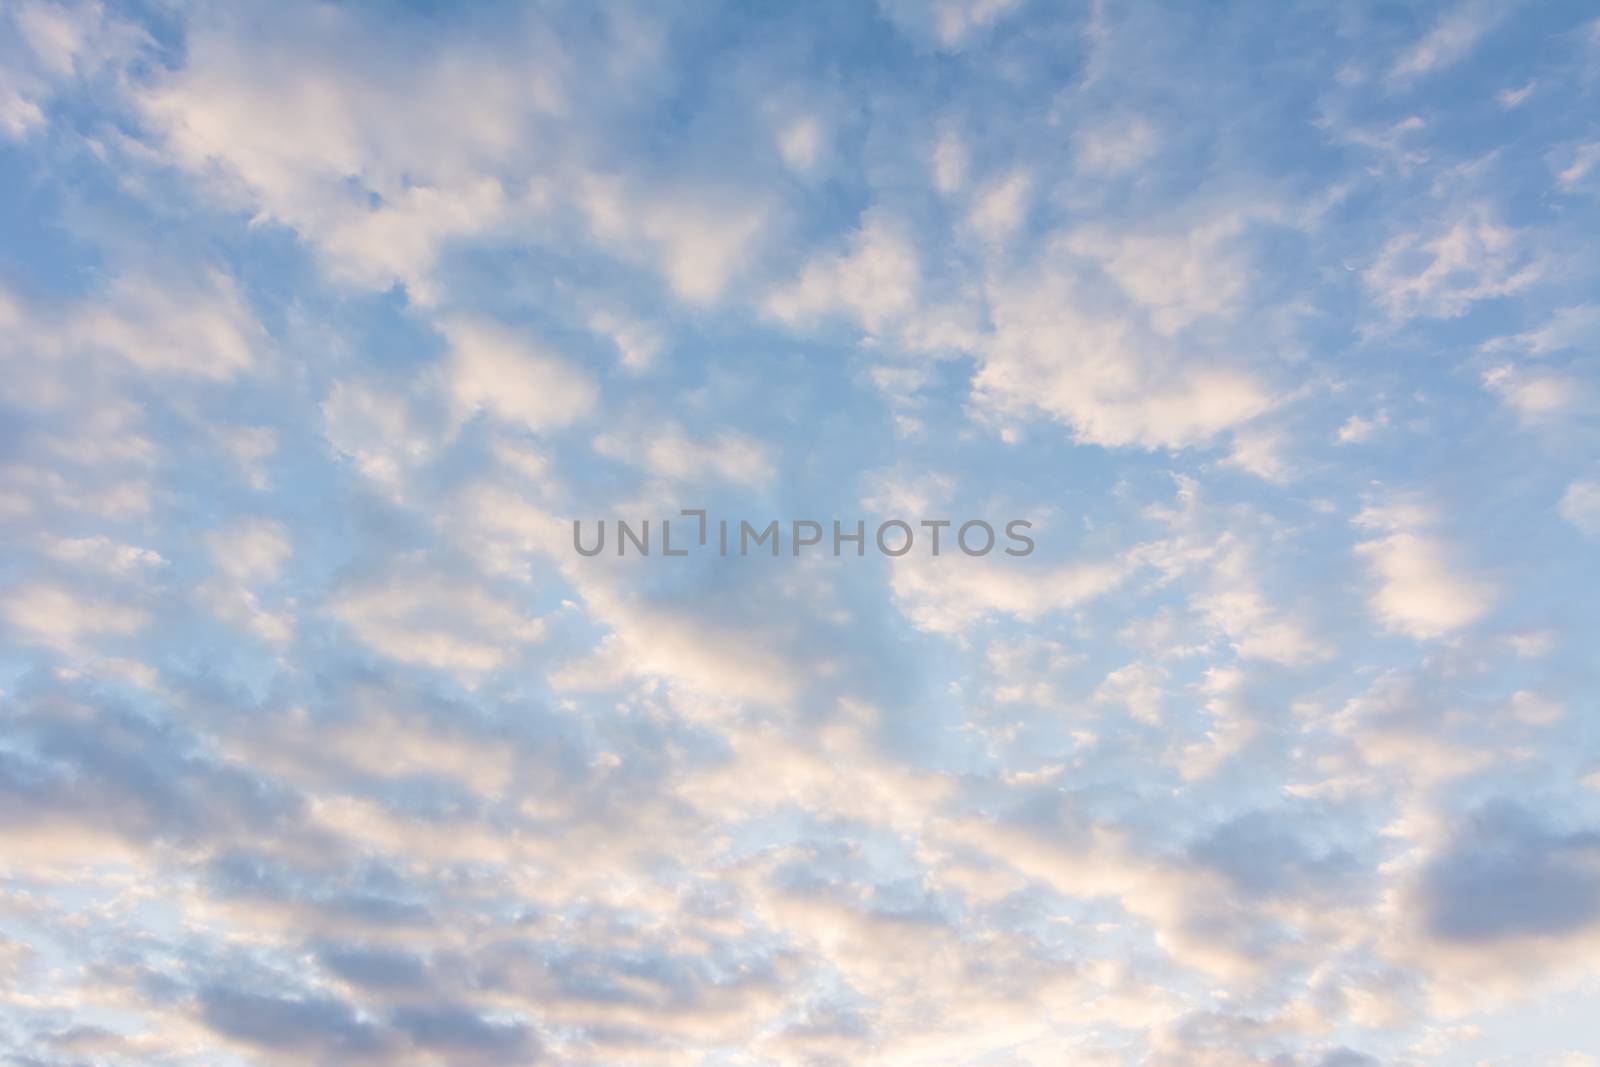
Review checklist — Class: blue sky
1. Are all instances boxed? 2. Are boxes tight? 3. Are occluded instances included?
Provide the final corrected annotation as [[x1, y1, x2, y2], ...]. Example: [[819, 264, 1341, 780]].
[[2, 1, 1600, 1064]]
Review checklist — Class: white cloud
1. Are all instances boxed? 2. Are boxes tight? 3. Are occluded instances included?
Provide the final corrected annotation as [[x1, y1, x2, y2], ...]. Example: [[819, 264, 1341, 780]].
[[1336, 410, 1388, 444], [587, 308, 664, 372], [973, 268, 1274, 448], [198, 520, 294, 644], [879, 0, 1022, 51], [1558, 479, 1600, 537], [322, 381, 435, 495], [331, 569, 545, 675], [316, 180, 510, 303], [1066, 207, 1272, 335], [1, 0, 142, 139], [1075, 115, 1160, 174], [1387, 4, 1498, 86], [3, 271, 263, 380], [1509, 690, 1565, 726], [778, 114, 824, 172], [1365, 205, 1539, 322], [440, 317, 597, 435], [967, 168, 1032, 243], [890, 546, 1142, 635], [199, 584, 295, 646], [1482, 364, 1594, 426], [1556, 141, 1600, 189], [207, 519, 291, 584], [552, 569, 806, 706], [579, 174, 769, 305], [137, 4, 564, 298], [1482, 304, 1600, 357], [9, 3, 1600, 1062], [932, 128, 967, 194], [41, 535, 164, 575], [596, 425, 775, 487], [2, 582, 148, 653], [1497, 80, 1536, 109], [1094, 661, 1168, 724], [1195, 546, 1325, 665], [1353, 502, 1495, 639], [1225, 427, 1295, 483], [767, 213, 921, 336]]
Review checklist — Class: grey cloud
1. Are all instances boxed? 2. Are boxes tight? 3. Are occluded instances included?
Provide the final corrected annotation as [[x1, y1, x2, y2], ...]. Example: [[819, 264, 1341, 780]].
[[391, 1004, 538, 1061], [206, 850, 435, 929], [1187, 809, 1361, 901], [1316, 1050, 1382, 1067], [317, 943, 434, 992], [0, 688, 299, 845], [198, 985, 395, 1059], [1421, 801, 1600, 943]]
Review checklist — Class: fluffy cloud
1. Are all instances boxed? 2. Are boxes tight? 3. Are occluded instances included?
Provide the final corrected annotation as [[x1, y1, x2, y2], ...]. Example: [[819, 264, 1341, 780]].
[[5, 2, 1600, 1064], [1387, 4, 1501, 86], [2, 582, 148, 654], [1559, 479, 1600, 536], [440, 317, 597, 435], [331, 569, 547, 675], [973, 261, 1274, 448], [1353, 501, 1496, 640], [1365, 205, 1540, 322]]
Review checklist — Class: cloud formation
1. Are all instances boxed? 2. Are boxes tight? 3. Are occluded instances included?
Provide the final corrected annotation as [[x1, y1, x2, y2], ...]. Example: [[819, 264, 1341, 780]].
[[3, 2, 1599, 1065]]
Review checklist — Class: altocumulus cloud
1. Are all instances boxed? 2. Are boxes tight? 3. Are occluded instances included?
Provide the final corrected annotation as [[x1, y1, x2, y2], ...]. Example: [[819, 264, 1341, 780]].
[[2, 2, 1600, 1065]]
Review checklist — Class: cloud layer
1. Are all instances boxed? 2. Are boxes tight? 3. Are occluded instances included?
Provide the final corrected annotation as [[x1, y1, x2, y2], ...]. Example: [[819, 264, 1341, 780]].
[[2, 2, 1600, 1065]]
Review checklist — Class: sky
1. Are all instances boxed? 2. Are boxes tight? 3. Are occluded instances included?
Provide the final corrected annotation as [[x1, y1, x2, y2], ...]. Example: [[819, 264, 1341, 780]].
[[2, 1, 1600, 1064]]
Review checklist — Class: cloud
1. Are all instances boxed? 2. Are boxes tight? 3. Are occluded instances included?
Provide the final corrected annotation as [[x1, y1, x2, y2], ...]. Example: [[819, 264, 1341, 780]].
[[7, 2, 1600, 1063], [1407, 802, 1600, 975], [587, 308, 664, 372], [877, 0, 1022, 51], [199, 519, 295, 644], [931, 128, 967, 194], [1365, 205, 1540, 322], [1193, 542, 1326, 664], [2, 582, 148, 654], [3, 271, 264, 380], [208, 519, 291, 584], [777, 114, 824, 172], [973, 258, 1275, 448], [440, 318, 597, 435], [766, 213, 922, 337], [1482, 364, 1595, 425], [1224, 426, 1296, 483], [1556, 141, 1600, 189], [1075, 114, 1160, 174], [323, 381, 437, 496], [595, 424, 776, 487], [0, 0, 144, 138], [198, 985, 394, 1061], [967, 168, 1033, 243], [1559, 479, 1600, 536], [549, 570, 805, 704], [0, 685, 298, 858], [1482, 304, 1600, 357], [40, 535, 164, 575], [1387, 4, 1499, 86], [137, 3, 565, 299], [1336, 410, 1388, 445], [579, 174, 770, 306], [1353, 502, 1495, 639], [766, 211, 980, 363], [890, 545, 1143, 635], [331, 568, 546, 676], [1065, 206, 1276, 335]]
